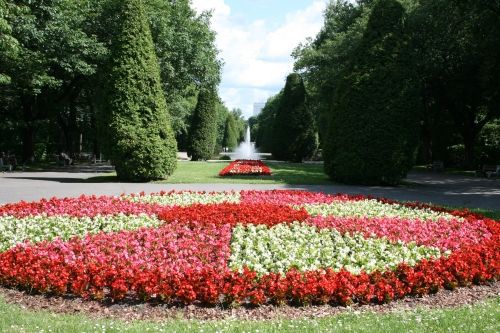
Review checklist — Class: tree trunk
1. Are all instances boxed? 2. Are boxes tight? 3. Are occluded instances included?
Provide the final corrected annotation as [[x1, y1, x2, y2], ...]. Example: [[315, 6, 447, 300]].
[[22, 101, 35, 163], [460, 110, 478, 169]]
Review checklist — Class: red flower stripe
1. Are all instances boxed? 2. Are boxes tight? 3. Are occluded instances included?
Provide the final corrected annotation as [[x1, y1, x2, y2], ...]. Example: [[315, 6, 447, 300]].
[[0, 222, 232, 301], [219, 160, 272, 176], [158, 203, 309, 227], [0, 235, 497, 305]]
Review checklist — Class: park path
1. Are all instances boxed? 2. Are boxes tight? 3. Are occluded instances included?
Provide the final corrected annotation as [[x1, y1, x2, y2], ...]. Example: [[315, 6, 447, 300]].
[[0, 168, 499, 209]]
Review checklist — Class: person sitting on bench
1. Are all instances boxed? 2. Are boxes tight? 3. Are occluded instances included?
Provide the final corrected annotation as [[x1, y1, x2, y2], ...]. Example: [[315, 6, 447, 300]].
[[60, 152, 73, 166], [0, 152, 10, 171]]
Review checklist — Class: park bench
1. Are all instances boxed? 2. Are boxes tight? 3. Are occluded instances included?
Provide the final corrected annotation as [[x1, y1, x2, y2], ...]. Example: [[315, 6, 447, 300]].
[[476, 164, 500, 178], [0, 157, 12, 171], [427, 160, 444, 172]]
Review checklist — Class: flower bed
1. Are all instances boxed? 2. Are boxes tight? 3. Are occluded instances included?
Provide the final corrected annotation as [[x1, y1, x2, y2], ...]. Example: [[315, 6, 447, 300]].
[[219, 159, 271, 176], [0, 190, 497, 306]]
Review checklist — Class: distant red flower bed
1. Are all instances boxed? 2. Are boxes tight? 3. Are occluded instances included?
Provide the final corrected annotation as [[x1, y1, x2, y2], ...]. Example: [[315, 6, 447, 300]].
[[219, 159, 271, 176]]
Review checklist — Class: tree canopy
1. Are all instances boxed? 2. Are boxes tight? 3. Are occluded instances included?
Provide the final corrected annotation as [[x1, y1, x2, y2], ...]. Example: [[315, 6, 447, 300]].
[[0, 0, 222, 164], [293, 0, 500, 173]]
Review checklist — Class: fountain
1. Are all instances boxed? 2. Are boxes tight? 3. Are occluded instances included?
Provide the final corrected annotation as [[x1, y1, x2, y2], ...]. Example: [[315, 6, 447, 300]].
[[232, 126, 259, 160]]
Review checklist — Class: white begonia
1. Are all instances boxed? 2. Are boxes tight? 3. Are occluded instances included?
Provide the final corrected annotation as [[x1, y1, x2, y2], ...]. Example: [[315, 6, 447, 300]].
[[122, 192, 240, 206], [229, 222, 441, 276], [303, 200, 459, 221], [0, 214, 161, 252]]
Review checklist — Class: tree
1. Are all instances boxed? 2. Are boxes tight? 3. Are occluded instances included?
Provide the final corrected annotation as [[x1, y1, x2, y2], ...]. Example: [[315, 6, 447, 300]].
[[293, 0, 370, 145], [324, 0, 420, 184], [410, 0, 500, 167], [0, 0, 18, 85], [187, 88, 218, 160], [255, 92, 282, 152], [0, 0, 107, 162], [271, 73, 317, 162], [104, 0, 177, 181], [222, 113, 238, 151]]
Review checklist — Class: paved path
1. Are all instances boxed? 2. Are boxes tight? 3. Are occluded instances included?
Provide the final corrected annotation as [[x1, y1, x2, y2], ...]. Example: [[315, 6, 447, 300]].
[[0, 168, 499, 209]]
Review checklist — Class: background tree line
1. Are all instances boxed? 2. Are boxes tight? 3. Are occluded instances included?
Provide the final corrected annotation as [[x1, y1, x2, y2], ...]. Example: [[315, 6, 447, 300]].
[[0, 0, 244, 166], [251, 0, 499, 184]]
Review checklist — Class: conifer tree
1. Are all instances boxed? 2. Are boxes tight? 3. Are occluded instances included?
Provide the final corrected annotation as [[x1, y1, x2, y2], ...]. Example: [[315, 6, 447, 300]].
[[222, 114, 238, 151], [104, 0, 177, 181], [271, 73, 317, 162], [323, 0, 419, 184], [187, 88, 218, 160]]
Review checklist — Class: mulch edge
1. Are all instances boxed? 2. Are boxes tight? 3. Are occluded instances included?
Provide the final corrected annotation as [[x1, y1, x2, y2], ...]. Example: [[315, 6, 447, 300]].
[[1, 283, 498, 322]]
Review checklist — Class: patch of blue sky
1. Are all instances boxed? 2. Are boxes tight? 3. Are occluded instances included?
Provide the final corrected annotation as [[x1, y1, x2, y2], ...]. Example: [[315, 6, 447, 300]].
[[226, 0, 317, 27]]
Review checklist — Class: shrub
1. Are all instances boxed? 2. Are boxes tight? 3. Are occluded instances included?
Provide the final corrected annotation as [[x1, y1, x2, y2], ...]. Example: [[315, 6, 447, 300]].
[[103, 0, 177, 181], [323, 0, 420, 184], [187, 88, 218, 161], [271, 73, 318, 162]]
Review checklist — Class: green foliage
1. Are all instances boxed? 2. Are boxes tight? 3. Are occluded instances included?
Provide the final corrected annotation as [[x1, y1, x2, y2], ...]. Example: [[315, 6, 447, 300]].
[[0, 0, 18, 85], [477, 119, 500, 165], [0, 0, 222, 163], [230, 108, 246, 142], [293, 0, 370, 144], [104, 0, 177, 181], [145, 0, 221, 141], [410, 0, 500, 167], [187, 88, 218, 161], [222, 113, 238, 151], [255, 92, 282, 152], [213, 101, 230, 154], [271, 73, 318, 162], [324, 0, 420, 185]]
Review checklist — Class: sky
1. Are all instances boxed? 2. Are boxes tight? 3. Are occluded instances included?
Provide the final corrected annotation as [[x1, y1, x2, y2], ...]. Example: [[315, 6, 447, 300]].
[[191, 0, 328, 119]]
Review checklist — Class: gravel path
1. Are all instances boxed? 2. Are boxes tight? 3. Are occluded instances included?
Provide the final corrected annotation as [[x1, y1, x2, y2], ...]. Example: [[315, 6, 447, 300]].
[[0, 167, 499, 209]]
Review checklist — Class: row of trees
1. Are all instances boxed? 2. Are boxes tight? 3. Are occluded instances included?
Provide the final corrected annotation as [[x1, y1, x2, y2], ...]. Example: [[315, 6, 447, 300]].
[[250, 73, 318, 162], [253, 0, 499, 184], [0, 0, 244, 173]]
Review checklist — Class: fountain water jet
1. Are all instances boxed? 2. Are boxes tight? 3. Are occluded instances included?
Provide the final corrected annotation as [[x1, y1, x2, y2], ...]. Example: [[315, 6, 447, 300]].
[[232, 127, 259, 160]]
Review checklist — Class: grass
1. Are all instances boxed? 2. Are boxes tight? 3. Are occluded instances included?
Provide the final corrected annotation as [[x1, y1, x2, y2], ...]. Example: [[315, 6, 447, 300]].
[[86, 161, 332, 185], [0, 295, 498, 333]]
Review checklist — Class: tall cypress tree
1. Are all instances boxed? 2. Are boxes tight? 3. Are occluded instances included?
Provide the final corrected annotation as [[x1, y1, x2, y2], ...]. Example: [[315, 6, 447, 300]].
[[222, 113, 238, 151], [104, 0, 177, 181], [323, 0, 419, 185], [271, 73, 318, 162], [187, 88, 217, 160]]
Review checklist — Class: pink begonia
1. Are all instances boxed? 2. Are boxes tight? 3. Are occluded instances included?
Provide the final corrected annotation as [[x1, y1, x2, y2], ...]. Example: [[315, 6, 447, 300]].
[[0, 195, 162, 218], [307, 215, 493, 251], [240, 190, 348, 205]]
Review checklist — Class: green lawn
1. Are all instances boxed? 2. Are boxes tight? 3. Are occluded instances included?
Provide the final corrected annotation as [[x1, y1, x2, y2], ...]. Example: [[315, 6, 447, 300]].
[[0, 295, 498, 333], [88, 161, 332, 185]]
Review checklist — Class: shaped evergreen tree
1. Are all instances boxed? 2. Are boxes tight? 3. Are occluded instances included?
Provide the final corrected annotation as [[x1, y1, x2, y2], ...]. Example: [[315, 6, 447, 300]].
[[271, 73, 317, 162], [222, 114, 238, 151], [104, 0, 177, 181], [187, 88, 218, 160], [324, 0, 420, 184]]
